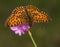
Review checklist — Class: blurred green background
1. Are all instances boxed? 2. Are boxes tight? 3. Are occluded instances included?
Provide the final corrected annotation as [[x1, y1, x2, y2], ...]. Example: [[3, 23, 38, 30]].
[[0, 0, 60, 47]]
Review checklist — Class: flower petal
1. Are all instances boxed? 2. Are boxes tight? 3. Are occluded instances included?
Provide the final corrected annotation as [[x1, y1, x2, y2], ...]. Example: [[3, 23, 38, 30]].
[[10, 27, 18, 31], [10, 24, 30, 36]]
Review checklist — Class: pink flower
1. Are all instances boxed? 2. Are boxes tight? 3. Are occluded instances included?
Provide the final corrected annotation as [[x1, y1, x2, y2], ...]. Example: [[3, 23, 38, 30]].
[[10, 24, 30, 36]]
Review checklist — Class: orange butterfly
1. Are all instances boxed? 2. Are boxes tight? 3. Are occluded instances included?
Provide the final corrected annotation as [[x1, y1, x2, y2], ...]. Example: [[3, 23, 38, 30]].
[[5, 5, 51, 27]]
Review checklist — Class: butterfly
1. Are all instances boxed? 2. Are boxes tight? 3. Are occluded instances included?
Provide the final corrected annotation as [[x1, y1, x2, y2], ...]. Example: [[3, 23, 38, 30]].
[[5, 5, 51, 27]]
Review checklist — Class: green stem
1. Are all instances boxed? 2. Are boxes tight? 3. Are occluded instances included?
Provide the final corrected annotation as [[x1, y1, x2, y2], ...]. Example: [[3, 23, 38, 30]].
[[28, 30, 37, 47]]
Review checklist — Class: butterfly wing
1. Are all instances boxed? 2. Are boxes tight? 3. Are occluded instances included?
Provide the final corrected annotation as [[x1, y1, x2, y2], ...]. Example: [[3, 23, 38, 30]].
[[26, 5, 51, 23], [6, 6, 29, 27]]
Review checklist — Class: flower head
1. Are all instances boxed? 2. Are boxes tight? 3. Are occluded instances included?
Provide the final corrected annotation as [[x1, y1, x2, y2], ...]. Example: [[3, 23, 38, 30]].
[[10, 24, 30, 36]]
